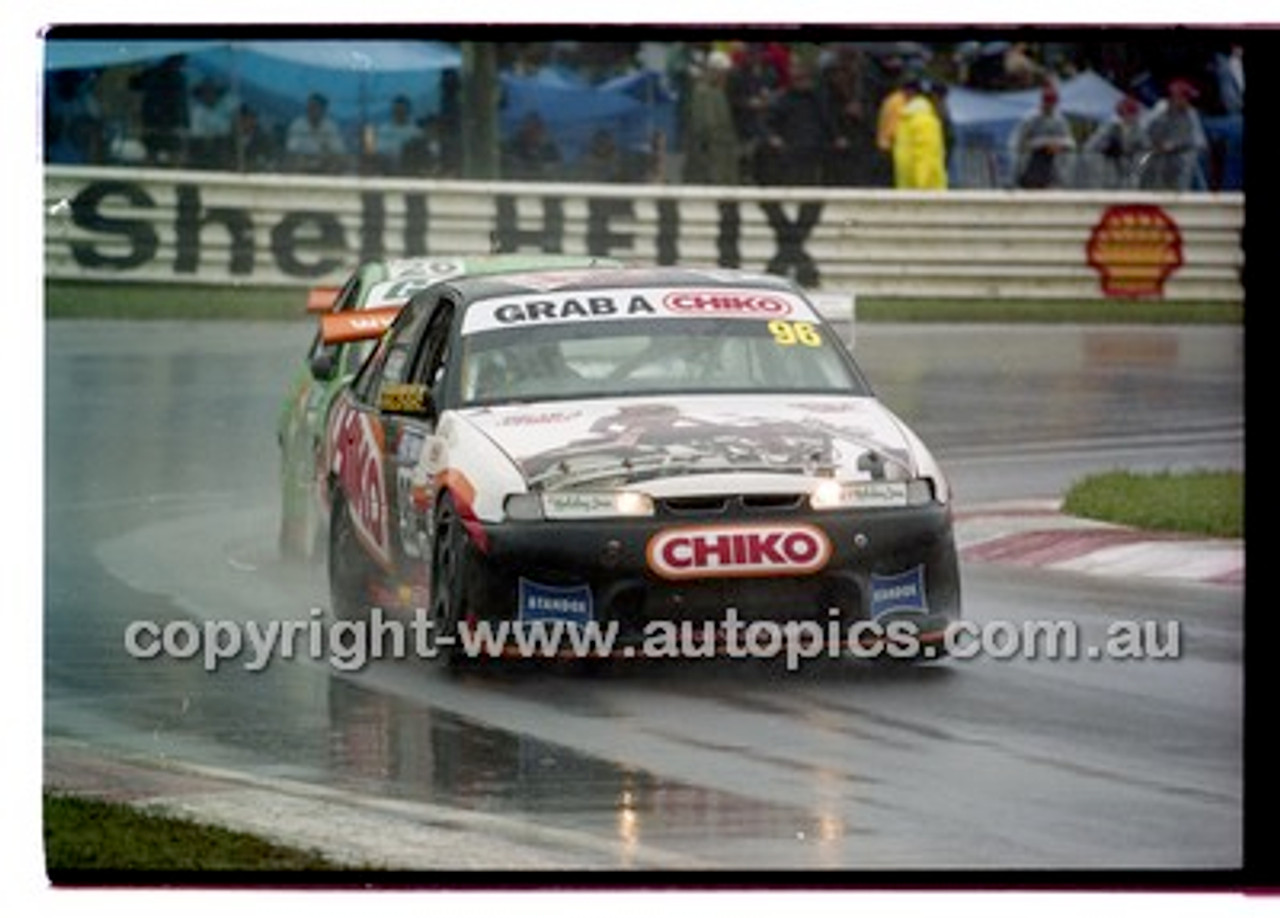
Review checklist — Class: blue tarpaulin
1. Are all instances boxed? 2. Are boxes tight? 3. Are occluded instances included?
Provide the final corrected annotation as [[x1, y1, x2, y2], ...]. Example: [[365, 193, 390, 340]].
[[948, 69, 1128, 129], [45, 39, 462, 148], [190, 41, 460, 145], [45, 38, 673, 166], [44, 39, 225, 71], [499, 67, 676, 162]]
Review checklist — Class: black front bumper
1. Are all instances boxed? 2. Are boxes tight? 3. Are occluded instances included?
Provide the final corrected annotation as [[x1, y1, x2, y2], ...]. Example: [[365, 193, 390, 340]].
[[461, 503, 961, 644]]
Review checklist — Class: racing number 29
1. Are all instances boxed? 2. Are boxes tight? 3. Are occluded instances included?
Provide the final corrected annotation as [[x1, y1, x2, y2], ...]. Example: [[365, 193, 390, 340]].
[[768, 320, 822, 348]]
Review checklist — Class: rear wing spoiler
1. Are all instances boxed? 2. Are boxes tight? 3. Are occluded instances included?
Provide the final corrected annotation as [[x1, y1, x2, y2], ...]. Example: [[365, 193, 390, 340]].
[[306, 286, 342, 314], [320, 306, 401, 345]]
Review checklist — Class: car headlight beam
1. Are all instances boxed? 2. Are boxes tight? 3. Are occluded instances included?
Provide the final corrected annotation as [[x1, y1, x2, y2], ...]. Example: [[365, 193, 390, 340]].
[[505, 490, 655, 521], [809, 478, 937, 511], [503, 493, 545, 521]]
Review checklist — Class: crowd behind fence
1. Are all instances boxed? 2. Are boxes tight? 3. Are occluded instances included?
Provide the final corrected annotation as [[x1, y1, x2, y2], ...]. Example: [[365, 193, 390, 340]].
[[951, 146, 1218, 192], [43, 38, 1245, 193]]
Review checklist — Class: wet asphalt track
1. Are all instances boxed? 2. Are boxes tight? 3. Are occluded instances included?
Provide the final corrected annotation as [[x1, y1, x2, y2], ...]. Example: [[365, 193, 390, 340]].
[[44, 319, 1244, 871]]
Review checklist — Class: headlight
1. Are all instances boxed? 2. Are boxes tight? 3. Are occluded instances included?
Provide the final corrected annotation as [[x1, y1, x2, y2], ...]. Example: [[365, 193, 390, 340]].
[[503, 493, 544, 521], [809, 479, 936, 511], [543, 490, 655, 519], [504, 490, 655, 521]]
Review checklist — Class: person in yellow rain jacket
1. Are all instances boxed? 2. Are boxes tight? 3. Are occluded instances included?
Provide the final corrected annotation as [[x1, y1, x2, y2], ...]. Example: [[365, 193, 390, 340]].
[[892, 78, 948, 190]]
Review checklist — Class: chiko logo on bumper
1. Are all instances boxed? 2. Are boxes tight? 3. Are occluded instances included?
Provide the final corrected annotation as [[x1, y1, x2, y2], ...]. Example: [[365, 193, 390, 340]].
[[662, 291, 792, 316], [647, 524, 831, 579]]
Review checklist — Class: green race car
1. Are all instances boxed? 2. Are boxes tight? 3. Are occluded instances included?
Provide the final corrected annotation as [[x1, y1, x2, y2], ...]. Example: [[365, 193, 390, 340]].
[[277, 253, 625, 559]]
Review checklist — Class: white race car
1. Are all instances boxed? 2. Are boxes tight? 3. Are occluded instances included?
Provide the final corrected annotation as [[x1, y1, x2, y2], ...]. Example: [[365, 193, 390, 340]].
[[320, 266, 960, 664]]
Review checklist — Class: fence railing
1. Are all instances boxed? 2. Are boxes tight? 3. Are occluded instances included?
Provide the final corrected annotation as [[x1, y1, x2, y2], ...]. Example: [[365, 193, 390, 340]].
[[44, 165, 1244, 303]]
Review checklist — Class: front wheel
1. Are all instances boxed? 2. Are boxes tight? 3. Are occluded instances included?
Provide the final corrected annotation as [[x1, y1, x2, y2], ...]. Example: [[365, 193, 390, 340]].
[[430, 495, 477, 670], [328, 500, 372, 621]]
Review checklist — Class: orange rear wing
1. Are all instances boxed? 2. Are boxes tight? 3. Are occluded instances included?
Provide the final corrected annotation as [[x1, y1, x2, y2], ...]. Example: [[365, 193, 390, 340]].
[[306, 285, 342, 314], [320, 306, 401, 345]]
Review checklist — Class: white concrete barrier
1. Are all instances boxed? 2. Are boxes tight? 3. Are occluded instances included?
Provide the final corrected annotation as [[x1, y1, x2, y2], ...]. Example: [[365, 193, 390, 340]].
[[44, 165, 1243, 303]]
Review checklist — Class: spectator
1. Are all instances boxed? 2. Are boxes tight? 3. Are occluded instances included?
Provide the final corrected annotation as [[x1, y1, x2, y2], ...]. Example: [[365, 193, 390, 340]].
[[1215, 44, 1244, 115], [727, 43, 784, 184], [502, 113, 562, 181], [875, 72, 914, 186], [683, 50, 740, 185], [364, 95, 422, 175], [927, 81, 956, 178], [1009, 80, 1076, 188], [437, 69, 463, 176], [1083, 95, 1150, 188], [967, 41, 1010, 90], [45, 69, 104, 164], [818, 47, 878, 186], [667, 43, 707, 162], [577, 128, 626, 183], [892, 78, 947, 190], [762, 60, 830, 186], [1003, 42, 1045, 89], [1142, 78, 1208, 191], [285, 93, 349, 174], [234, 104, 279, 172], [753, 42, 792, 90], [401, 114, 447, 177], [129, 54, 188, 166], [186, 76, 237, 170], [641, 128, 669, 184]]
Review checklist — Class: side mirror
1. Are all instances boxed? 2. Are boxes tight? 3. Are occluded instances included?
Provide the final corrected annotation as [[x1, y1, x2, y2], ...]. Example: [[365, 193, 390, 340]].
[[379, 383, 434, 419], [309, 351, 337, 381]]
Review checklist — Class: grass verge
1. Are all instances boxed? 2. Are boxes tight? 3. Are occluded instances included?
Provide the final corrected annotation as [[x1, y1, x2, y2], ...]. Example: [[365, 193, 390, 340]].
[[856, 298, 1242, 325], [45, 281, 302, 321], [44, 280, 1243, 324], [1061, 469, 1243, 538], [44, 791, 350, 873]]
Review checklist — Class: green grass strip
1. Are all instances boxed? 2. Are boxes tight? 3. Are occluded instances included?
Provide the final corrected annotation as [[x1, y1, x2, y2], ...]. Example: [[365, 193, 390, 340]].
[[45, 280, 303, 321], [44, 791, 350, 872], [43, 280, 1242, 324], [1061, 469, 1243, 538]]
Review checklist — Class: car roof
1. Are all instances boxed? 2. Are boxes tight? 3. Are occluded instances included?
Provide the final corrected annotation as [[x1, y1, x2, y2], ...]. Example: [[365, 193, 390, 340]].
[[381, 253, 625, 282], [350, 254, 628, 312]]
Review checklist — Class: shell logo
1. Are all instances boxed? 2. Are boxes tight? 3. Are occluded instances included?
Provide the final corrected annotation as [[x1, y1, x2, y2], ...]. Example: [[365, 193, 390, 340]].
[[1086, 204, 1184, 298]]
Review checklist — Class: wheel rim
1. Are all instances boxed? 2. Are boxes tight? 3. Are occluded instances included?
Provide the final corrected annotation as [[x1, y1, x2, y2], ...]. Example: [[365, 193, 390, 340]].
[[432, 505, 459, 636]]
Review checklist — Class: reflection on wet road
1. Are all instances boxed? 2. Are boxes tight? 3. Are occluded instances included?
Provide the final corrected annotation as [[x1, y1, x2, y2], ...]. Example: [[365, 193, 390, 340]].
[[44, 320, 1243, 869]]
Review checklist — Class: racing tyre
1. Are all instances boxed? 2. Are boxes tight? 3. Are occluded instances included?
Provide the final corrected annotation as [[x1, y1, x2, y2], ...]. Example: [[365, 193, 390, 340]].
[[430, 495, 478, 671], [328, 499, 372, 622]]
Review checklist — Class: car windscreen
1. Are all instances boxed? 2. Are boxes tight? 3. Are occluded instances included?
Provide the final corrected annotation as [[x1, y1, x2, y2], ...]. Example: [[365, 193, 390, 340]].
[[458, 312, 870, 406]]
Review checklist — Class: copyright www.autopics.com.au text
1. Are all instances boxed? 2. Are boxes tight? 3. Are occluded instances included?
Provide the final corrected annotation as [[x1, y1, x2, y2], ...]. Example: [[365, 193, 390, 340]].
[[123, 608, 1183, 673]]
